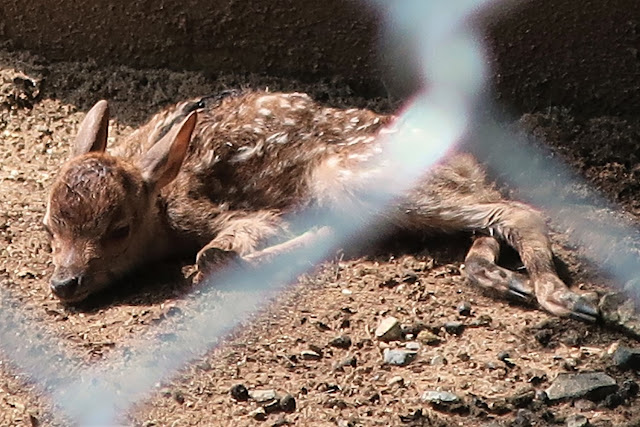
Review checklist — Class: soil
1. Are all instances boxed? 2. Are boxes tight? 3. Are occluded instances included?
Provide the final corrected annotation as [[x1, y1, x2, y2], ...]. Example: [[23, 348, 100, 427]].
[[2, 49, 640, 427]]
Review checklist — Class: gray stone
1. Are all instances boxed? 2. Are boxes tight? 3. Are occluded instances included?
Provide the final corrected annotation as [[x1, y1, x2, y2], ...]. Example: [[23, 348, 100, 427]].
[[375, 316, 403, 341], [328, 335, 352, 349], [620, 379, 640, 398], [444, 321, 465, 335], [230, 383, 249, 401], [383, 348, 417, 366], [513, 409, 534, 427], [562, 357, 578, 371], [565, 414, 589, 427], [457, 301, 472, 316], [300, 350, 322, 360], [417, 330, 441, 345], [405, 341, 420, 351], [248, 407, 267, 421], [599, 292, 640, 337], [250, 389, 278, 402], [421, 390, 460, 404], [264, 399, 281, 414], [334, 355, 357, 369], [545, 372, 617, 401], [507, 386, 535, 407], [612, 345, 640, 370], [279, 394, 296, 412], [430, 354, 448, 366]]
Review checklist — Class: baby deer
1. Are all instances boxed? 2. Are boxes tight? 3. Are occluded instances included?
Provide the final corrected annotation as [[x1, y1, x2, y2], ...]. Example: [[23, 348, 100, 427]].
[[44, 90, 598, 321]]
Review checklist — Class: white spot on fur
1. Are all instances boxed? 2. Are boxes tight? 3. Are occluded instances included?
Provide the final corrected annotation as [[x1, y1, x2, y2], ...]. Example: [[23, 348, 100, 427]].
[[233, 142, 264, 162], [266, 132, 289, 144]]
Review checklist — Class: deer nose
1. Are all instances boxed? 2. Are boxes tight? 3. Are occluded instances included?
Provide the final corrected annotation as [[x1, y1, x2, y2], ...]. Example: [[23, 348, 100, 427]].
[[50, 276, 80, 300]]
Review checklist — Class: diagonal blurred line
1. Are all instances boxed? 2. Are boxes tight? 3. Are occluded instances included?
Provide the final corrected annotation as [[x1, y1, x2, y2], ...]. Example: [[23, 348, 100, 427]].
[[0, 286, 82, 409], [471, 114, 640, 295]]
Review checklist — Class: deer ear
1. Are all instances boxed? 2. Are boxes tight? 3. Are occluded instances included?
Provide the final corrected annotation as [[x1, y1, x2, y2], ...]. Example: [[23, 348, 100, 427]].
[[73, 100, 109, 157], [137, 111, 197, 191]]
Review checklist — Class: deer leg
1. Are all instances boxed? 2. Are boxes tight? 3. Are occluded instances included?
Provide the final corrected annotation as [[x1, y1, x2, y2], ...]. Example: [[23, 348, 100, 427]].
[[479, 203, 599, 322], [462, 235, 534, 304], [194, 210, 287, 283], [196, 225, 334, 283], [243, 226, 335, 266]]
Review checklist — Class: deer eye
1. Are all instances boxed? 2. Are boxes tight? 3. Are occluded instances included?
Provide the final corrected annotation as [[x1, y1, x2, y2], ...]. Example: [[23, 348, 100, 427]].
[[105, 224, 130, 242]]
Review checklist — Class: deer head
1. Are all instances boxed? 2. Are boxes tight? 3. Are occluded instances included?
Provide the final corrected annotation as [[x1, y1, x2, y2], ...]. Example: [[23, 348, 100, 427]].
[[43, 100, 197, 302]]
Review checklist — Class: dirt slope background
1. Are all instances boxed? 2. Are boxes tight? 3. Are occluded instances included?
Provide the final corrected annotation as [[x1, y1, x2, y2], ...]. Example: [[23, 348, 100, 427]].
[[2, 1, 640, 427]]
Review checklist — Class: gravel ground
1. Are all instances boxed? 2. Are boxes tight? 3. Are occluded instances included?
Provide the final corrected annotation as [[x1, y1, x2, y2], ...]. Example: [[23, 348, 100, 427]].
[[2, 49, 640, 426]]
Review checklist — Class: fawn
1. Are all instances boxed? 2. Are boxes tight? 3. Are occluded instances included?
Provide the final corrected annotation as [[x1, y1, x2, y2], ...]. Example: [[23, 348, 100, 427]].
[[44, 90, 598, 321]]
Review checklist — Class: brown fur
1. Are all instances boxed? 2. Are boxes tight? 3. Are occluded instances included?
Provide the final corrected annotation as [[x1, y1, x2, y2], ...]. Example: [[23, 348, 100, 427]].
[[43, 90, 598, 320]]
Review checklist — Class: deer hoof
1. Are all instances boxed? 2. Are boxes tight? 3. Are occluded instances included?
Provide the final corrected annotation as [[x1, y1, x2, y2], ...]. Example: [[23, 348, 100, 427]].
[[564, 292, 600, 323], [194, 246, 242, 283], [507, 276, 535, 303]]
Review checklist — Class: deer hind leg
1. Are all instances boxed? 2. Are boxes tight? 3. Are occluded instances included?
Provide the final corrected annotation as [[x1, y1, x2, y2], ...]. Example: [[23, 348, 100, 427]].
[[487, 203, 599, 322], [413, 201, 599, 321], [462, 235, 535, 304], [470, 203, 601, 321]]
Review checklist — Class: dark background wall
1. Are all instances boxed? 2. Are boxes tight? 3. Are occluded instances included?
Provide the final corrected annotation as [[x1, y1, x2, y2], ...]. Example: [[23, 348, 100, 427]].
[[0, 0, 638, 116]]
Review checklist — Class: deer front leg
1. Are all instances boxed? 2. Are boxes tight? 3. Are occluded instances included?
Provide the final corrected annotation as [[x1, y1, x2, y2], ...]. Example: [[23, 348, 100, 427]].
[[243, 226, 335, 266], [194, 210, 287, 283], [462, 235, 534, 304]]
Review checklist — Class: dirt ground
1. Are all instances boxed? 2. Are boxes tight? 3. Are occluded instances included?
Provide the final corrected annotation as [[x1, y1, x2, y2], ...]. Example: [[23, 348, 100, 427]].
[[2, 49, 640, 427]]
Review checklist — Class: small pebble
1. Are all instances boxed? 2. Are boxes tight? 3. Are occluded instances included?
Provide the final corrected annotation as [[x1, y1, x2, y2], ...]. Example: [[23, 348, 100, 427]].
[[444, 321, 465, 335], [279, 394, 296, 412], [512, 409, 534, 427], [334, 355, 357, 369], [612, 345, 640, 370], [457, 301, 472, 316], [230, 384, 249, 401], [602, 392, 624, 409], [328, 335, 352, 349], [565, 414, 589, 427], [573, 399, 595, 411], [430, 354, 448, 366], [507, 387, 535, 407], [301, 350, 322, 360], [620, 379, 640, 398], [402, 271, 419, 283], [545, 372, 617, 401], [405, 341, 420, 351], [173, 391, 185, 404], [271, 417, 290, 427], [250, 389, 277, 403], [498, 351, 516, 368], [383, 348, 417, 366], [417, 330, 441, 345], [421, 390, 460, 404], [264, 399, 281, 414], [375, 316, 403, 341], [562, 357, 578, 371], [534, 329, 553, 346], [469, 314, 492, 327], [248, 407, 267, 421]]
